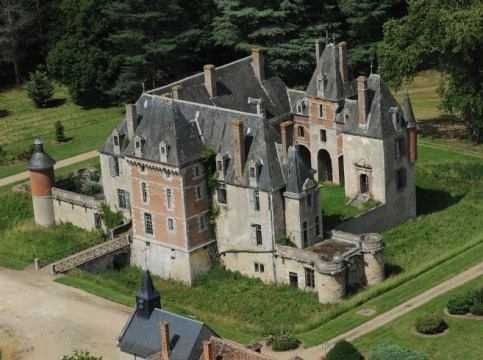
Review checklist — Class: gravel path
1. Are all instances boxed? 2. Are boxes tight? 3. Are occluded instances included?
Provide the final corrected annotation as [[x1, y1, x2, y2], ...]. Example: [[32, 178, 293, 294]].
[[0, 150, 99, 187]]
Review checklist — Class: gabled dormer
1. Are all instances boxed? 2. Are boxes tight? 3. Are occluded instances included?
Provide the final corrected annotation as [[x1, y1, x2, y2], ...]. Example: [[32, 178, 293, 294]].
[[134, 135, 145, 158], [159, 141, 170, 163], [135, 270, 161, 319], [249, 159, 262, 187], [216, 152, 230, 180]]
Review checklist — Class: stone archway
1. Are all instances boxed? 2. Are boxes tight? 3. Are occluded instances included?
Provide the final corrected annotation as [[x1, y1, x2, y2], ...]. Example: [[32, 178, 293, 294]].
[[296, 144, 312, 169], [317, 149, 333, 182]]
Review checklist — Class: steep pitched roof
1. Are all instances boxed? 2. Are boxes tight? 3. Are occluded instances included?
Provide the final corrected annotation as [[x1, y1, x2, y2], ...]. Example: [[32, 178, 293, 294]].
[[305, 43, 356, 101], [283, 146, 316, 196], [136, 270, 160, 301], [403, 86, 417, 128], [27, 139, 56, 170], [147, 56, 290, 119]]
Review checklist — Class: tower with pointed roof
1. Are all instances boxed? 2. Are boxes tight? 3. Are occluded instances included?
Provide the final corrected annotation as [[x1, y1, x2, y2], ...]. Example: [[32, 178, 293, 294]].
[[136, 270, 161, 319], [27, 139, 56, 226]]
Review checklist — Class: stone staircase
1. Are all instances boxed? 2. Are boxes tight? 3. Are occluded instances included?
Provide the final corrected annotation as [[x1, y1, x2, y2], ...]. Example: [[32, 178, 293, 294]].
[[348, 194, 371, 207]]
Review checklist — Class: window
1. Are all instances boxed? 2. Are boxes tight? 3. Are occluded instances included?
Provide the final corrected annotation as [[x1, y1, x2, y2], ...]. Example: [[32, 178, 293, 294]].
[[396, 168, 407, 190], [306, 193, 312, 208], [217, 183, 227, 204], [140, 164, 146, 173], [144, 213, 153, 235], [305, 268, 315, 288], [113, 135, 119, 147], [250, 190, 260, 211], [251, 224, 262, 245], [303, 221, 308, 248], [118, 189, 127, 209], [254, 263, 265, 273], [298, 126, 305, 138], [289, 272, 298, 287], [199, 213, 209, 231], [320, 129, 327, 142], [196, 184, 204, 200], [110, 156, 120, 177], [166, 188, 173, 209], [167, 218, 174, 231], [315, 216, 320, 236], [216, 160, 223, 172], [193, 164, 202, 178], [318, 104, 325, 118], [394, 137, 405, 159], [250, 167, 256, 178], [94, 213, 101, 229], [141, 182, 148, 203]]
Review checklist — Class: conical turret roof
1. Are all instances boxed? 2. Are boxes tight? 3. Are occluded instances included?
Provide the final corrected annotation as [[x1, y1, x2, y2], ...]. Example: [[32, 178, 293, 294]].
[[26, 139, 56, 170], [136, 270, 160, 301], [403, 86, 416, 128]]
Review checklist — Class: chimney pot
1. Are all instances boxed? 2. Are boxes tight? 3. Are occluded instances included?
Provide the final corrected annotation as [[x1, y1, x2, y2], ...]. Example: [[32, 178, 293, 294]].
[[203, 64, 217, 98], [161, 321, 170, 360], [232, 120, 245, 181], [338, 42, 349, 84], [126, 103, 138, 141], [252, 48, 265, 82], [315, 38, 324, 61], [280, 121, 294, 160], [357, 76, 369, 125], [172, 85, 182, 100], [203, 340, 213, 360]]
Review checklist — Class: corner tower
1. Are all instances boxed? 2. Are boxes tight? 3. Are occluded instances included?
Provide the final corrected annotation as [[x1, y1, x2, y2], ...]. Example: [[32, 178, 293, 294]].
[[27, 139, 56, 226], [136, 270, 161, 319]]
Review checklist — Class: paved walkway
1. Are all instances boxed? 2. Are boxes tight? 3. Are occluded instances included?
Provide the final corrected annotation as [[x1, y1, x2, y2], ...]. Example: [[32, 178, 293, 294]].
[[261, 261, 483, 360], [0, 150, 99, 188]]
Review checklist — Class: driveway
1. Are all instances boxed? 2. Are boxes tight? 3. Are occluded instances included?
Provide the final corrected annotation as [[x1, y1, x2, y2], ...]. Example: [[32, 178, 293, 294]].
[[0, 265, 131, 360]]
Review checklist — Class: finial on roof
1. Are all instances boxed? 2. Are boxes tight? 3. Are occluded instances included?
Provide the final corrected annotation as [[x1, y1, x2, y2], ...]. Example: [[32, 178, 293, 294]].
[[142, 82, 145, 93]]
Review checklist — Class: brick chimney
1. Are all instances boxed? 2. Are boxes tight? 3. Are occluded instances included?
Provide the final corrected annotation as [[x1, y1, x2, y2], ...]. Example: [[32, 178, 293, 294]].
[[161, 321, 170, 360], [357, 76, 369, 125], [203, 64, 217, 98], [315, 38, 324, 61], [252, 48, 265, 82], [280, 121, 294, 160], [172, 85, 182, 100], [338, 42, 349, 84], [126, 103, 138, 141], [232, 120, 245, 181], [203, 340, 213, 360]]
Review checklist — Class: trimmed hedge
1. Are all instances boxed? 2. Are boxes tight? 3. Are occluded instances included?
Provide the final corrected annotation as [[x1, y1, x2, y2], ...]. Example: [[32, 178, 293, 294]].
[[266, 332, 301, 352], [369, 344, 429, 360], [470, 303, 483, 316], [415, 313, 448, 334], [326, 340, 363, 360], [447, 295, 471, 315]]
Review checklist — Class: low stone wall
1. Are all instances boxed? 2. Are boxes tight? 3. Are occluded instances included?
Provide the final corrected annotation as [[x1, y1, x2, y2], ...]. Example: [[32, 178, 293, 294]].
[[78, 247, 130, 274], [52, 187, 104, 231], [209, 337, 274, 360]]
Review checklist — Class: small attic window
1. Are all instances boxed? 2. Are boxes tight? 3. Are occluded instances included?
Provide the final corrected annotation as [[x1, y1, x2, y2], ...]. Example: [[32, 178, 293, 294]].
[[317, 73, 327, 97], [114, 135, 119, 147], [216, 152, 230, 178], [159, 141, 170, 163], [296, 100, 305, 114], [134, 136, 145, 157]]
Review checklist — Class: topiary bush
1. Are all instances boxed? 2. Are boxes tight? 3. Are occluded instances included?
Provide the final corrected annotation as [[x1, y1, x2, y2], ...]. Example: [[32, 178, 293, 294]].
[[470, 303, 483, 316], [447, 294, 471, 315], [325, 340, 363, 360], [369, 344, 429, 360], [415, 313, 448, 334], [266, 332, 301, 352], [25, 70, 54, 107]]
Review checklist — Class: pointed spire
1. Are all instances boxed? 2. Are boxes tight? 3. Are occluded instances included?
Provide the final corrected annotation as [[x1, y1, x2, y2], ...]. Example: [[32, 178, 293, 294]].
[[137, 270, 159, 300], [403, 86, 416, 128], [136, 270, 161, 318]]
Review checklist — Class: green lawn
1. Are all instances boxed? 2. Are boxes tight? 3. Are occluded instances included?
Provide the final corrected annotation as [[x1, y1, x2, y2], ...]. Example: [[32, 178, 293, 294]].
[[352, 276, 483, 360], [0, 85, 122, 179]]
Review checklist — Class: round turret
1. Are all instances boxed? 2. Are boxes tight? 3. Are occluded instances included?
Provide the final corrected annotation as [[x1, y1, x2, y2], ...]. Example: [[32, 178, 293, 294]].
[[361, 233, 386, 285], [27, 139, 56, 226], [315, 255, 347, 303]]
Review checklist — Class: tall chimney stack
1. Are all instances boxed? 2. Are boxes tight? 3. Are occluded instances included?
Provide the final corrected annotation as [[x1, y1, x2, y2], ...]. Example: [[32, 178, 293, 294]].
[[338, 42, 349, 84], [231, 120, 245, 181], [280, 121, 294, 160], [203, 340, 213, 360], [161, 321, 170, 360], [357, 76, 369, 125], [203, 64, 217, 98], [126, 103, 138, 141], [315, 39, 324, 61], [172, 85, 183, 100], [252, 48, 265, 82]]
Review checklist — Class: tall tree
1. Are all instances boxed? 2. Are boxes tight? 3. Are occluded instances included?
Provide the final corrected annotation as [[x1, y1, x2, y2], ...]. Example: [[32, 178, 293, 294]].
[[378, 0, 483, 143], [105, 0, 201, 103], [212, 0, 341, 87], [0, 0, 37, 84], [47, 0, 112, 102]]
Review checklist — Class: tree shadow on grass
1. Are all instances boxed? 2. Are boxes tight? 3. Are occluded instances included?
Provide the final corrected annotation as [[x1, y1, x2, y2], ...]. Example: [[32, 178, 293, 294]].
[[0, 110, 11, 118], [419, 114, 467, 140], [46, 98, 67, 108], [416, 186, 465, 216], [385, 263, 404, 277]]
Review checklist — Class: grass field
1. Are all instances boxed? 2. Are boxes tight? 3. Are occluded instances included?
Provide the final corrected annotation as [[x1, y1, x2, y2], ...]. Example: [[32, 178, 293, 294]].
[[352, 276, 483, 359], [0, 85, 121, 179]]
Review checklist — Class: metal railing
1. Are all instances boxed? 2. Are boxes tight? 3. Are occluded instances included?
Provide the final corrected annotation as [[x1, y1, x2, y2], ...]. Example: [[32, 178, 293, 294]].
[[50, 235, 130, 274]]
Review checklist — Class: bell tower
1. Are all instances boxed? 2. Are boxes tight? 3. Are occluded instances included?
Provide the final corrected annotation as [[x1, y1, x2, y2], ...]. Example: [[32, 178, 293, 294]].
[[136, 270, 161, 319], [26, 139, 56, 226]]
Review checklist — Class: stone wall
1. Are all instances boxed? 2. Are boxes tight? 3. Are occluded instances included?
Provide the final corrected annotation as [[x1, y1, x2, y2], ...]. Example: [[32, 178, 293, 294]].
[[208, 338, 274, 360], [77, 247, 130, 274]]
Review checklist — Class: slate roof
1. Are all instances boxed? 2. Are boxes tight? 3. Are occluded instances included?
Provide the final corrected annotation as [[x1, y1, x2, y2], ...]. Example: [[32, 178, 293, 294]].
[[147, 56, 291, 119], [26, 139, 56, 170], [98, 118, 126, 156], [137, 270, 160, 301], [341, 74, 407, 139], [403, 86, 417, 128], [305, 43, 357, 101], [122, 95, 286, 191], [283, 145, 316, 196]]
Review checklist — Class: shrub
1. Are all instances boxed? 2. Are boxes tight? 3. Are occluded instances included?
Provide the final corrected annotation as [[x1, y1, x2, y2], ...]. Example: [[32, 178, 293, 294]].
[[474, 286, 483, 304], [266, 332, 301, 352], [25, 70, 54, 107], [415, 313, 448, 334], [61, 349, 102, 360], [447, 294, 471, 315], [369, 344, 429, 360], [470, 303, 483, 316], [325, 340, 363, 360], [276, 233, 296, 247], [55, 120, 66, 142], [100, 203, 125, 232]]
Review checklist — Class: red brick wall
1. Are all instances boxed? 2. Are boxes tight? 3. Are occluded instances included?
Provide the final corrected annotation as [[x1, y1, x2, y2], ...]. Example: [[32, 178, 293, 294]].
[[29, 168, 54, 196]]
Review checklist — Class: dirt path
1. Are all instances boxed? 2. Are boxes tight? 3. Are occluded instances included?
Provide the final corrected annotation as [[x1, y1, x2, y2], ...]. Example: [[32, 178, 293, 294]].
[[0, 150, 99, 187], [261, 261, 483, 360], [0, 265, 131, 360]]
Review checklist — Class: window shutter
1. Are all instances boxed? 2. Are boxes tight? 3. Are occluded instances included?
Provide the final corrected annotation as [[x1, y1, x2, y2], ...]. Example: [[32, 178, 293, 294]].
[[109, 157, 116, 177], [249, 190, 255, 211], [125, 191, 130, 207], [251, 225, 257, 245]]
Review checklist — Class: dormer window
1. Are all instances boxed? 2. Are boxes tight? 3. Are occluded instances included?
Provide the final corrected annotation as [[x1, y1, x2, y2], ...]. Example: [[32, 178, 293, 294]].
[[344, 108, 351, 122], [389, 107, 400, 129], [159, 141, 170, 163], [248, 97, 264, 116], [296, 100, 306, 114], [113, 129, 122, 155], [249, 159, 262, 186], [216, 152, 230, 179], [134, 135, 145, 157], [317, 73, 327, 97], [114, 135, 119, 147]]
